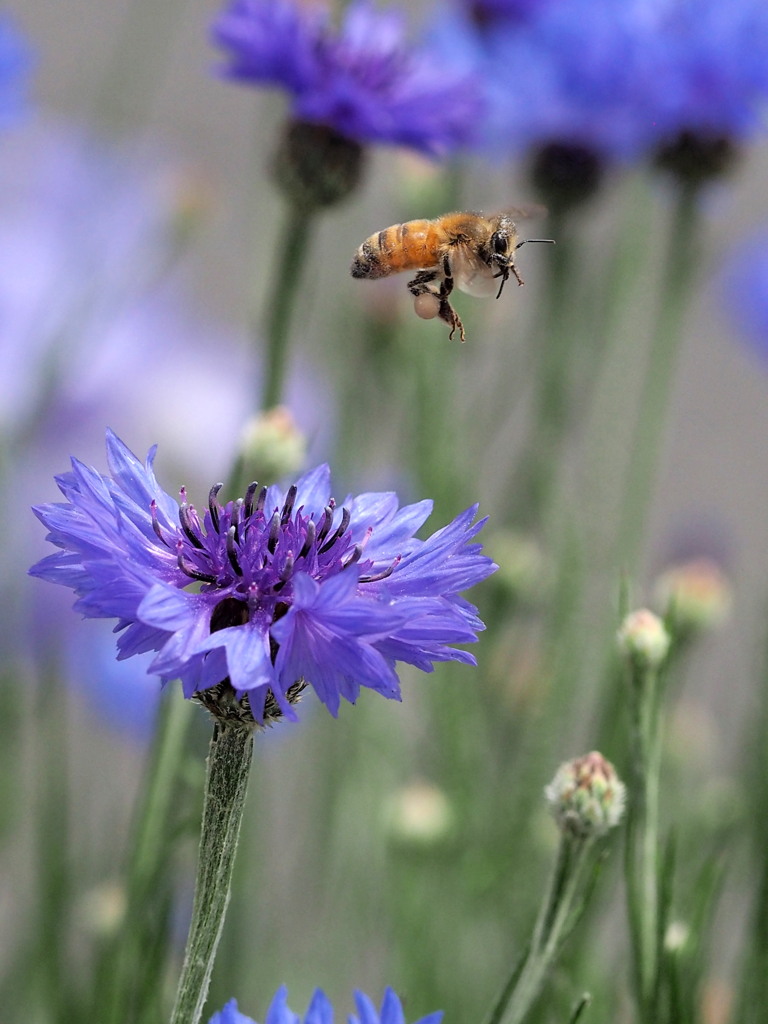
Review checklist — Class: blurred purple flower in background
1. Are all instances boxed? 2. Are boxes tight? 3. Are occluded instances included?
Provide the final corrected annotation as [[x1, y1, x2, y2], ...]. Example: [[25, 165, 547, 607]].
[[720, 230, 768, 363], [0, 121, 258, 472], [30, 432, 496, 720], [0, 13, 32, 129], [208, 986, 443, 1024], [435, 0, 768, 163], [211, 0, 481, 157]]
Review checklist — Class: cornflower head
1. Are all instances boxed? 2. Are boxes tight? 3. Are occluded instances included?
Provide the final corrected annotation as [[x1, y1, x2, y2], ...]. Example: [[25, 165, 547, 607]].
[[210, 0, 481, 206], [0, 13, 31, 130], [30, 432, 496, 724], [209, 987, 443, 1024], [438, 0, 768, 196]]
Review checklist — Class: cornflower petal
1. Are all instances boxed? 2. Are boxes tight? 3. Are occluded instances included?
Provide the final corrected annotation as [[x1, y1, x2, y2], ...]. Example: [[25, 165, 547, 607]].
[[265, 986, 301, 1024]]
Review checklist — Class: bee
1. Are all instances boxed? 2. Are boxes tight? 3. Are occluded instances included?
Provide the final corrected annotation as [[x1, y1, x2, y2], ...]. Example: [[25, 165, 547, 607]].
[[350, 209, 554, 342]]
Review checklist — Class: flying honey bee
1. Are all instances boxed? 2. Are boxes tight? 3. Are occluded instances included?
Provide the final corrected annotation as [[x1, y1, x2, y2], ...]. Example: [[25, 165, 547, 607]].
[[350, 209, 554, 342]]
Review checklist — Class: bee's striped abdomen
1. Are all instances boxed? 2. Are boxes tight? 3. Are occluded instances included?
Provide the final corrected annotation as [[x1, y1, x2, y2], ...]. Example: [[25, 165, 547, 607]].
[[350, 220, 436, 279]]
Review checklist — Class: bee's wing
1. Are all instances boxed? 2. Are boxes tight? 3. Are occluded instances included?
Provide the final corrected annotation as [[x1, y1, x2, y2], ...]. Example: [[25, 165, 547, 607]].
[[452, 242, 498, 298], [497, 203, 548, 222]]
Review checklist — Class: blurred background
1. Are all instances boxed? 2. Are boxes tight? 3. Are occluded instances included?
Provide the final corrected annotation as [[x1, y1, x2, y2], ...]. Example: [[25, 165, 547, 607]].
[[3, 1, 768, 1022]]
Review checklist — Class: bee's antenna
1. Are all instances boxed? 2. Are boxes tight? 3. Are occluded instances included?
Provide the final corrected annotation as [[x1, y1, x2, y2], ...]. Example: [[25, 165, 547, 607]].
[[515, 239, 556, 249]]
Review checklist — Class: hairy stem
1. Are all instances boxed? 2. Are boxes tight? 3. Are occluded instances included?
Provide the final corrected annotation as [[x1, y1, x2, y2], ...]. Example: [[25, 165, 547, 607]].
[[168, 721, 254, 1024]]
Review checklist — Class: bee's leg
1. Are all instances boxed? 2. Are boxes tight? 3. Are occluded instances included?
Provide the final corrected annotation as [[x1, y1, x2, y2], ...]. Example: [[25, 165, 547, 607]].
[[407, 269, 440, 296], [436, 254, 465, 341], [440, 252, 455, 296], [407, 264, 465, 341], [438, 296, 465, 343]]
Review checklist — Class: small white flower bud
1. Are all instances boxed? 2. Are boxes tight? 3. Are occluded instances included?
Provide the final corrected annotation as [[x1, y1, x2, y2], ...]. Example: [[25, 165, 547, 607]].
[[545, 751, 626, 839], [654, 558, 731, 633], [239, 406, 307, 483], [617, 608, 670, 668], [664, 920, 690, 953], [385, 780, 454, 846]]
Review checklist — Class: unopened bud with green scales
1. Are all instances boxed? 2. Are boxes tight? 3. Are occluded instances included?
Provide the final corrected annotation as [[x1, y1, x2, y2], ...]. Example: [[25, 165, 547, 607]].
[[617, 608, 671, 669], [545, 751, 626, 839], [238, 406, 307, 485]]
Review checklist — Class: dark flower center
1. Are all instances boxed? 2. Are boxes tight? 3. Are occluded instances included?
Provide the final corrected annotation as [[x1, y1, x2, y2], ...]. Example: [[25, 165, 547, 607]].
[[150, 480, 400, 623]]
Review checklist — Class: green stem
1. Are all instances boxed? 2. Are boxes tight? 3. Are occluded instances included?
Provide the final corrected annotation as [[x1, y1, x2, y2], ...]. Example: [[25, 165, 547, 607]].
[[261, 202, 316, 411], [624, 665, 664, 1021], [36, 674, 72, 1022], [99, 691, 195, 1024], [614, 185, 701, 568], [510, 210, 574, 528], [169, 721, 254, 1024], [484, 835, 594, 1024]]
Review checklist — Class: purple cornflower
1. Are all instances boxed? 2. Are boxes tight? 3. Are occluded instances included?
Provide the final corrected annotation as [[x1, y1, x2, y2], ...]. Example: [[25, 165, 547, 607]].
[[30, 432, 495, 721], [0, 14, 31, 129], [720, 230, 768, 364], [208, 987, 443, 1024], [210, 0, 480, 157], [437, 0, 768, 162]]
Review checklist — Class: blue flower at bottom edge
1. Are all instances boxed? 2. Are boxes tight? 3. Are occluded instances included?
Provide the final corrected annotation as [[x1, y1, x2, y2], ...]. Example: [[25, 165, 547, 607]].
[[209, 987, 443, 1024], [30, 431, 496, 721]]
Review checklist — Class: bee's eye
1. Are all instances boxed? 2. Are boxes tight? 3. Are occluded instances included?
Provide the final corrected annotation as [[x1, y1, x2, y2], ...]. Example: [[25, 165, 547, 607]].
[[492, 232, 508, 255]]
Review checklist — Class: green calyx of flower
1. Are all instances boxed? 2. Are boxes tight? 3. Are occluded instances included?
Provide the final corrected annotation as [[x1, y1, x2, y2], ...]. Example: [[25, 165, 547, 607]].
[[528, 140, 605, 216], [193, 676, 306, 728], [652, 130, 740, 189], [271, 120, 366, 210]]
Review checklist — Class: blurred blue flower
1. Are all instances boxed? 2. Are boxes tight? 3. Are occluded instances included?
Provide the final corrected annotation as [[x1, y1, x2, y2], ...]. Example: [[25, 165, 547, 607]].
[[720, 230, 768, 363], [30, 431, 496, 720], [210, 0, 481, 157], [64, 618, 161, 738], [437, 0, 768, 161], [0, 14, 32, 129], [208, 987, 443, 1024]]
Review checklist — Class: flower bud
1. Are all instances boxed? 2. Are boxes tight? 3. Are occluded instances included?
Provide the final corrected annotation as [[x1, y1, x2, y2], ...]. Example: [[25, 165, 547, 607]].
[[272, 120, 365, 210], [652, 130, 739, 188], [545, 751, 626, 839], [385, 780, 454, 847], [616, 608, 670, 669], [654, 558, 731, 634], [529, 140, 604, 214], [77, 881, 127, 938], [238, 406, 307, 484], [664, 920, 690, 954]]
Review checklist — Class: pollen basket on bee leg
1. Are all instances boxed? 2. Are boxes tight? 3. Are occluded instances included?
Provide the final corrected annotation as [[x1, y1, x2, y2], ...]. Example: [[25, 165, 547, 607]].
[[414, 293, 440, 320]]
